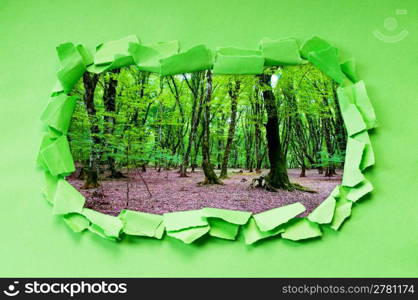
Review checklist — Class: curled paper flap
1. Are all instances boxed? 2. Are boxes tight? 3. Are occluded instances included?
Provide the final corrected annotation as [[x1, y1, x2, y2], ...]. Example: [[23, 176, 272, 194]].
[[37, 134, 56, 170], [350, 81, 377, 129], [167, 226, 210, 244], [337, 87, 367, 137], [63, 213, 90, 233], [207, 219, 240, 240], [308, 46, 347, 85], [118, 210, 164, 239], [40, 135, 75, 176], [81, 208, 123, 239], [342, 138, 366, 187], [282, 219, 322, 241], [330, 185, 341, 198], [51, 80, 64, 97], [41, 94, 77, 134], [308, 195, 336, 224], [352, 131, 375, 170], [43, 171, 59, 204], [253, 202, 306, 232], [94, 35, 139, 66], [56, 43, 86, 93], [163, 209, 208, 231], [89, 35, 140, 73], [213, 47, 264, 74], [201, 207, 251, 225], [159, 45, 213, 76], [341, 59, 359, 83], [346, 180, 373, 202], [76, 44, 94, 66], [129, 41, 179, 73], [243, 218, 284, 245], [52, 179, 85, 215], [330, 198, 352, 230], [260, 37, 305, 66], [300, 36, 332, 59]]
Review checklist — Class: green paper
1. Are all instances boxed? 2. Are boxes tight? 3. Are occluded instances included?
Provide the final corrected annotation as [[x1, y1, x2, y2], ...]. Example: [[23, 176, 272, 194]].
[[260, 37, 305, 66], [330, 198, 353, 231], [253, 202, 306, 232], [300, 36, 331, 59], [51, 80, 64, 97], [351, 80, 377, 129], [81, 208, 122, 239], [56, 42, 86, 93], [159, 44, 213, 76], [76, 44, 94, 66], [118, 210, 164, 239], [40, 94, 77, 134], [208, 219, 240, 240], [3, 0, 418, 278], [346, 180, 373, 202], [308, 46, 347, 85], [40, 135, 75, 176], [330, 185, 341, 198], [89, 35, 140, 73], [282, 219, 322, 241], [352, 131, 375, 170], [308, 195, 336, 224], [342, 137, 366, 187], [213, 47, 264, 74], [43, 171, 59, 204], [341, 59, 359, 83], [242, 218, 284, 245], [37, 133, 56, 170], [129, 40, 179, 73], [94, 35, 139, 66], [167, 226, 210, 244], [163, 209, 208, 231], [337, 87, 367, 137], [201, 207, 251, 225], [63, 213, 90, 233], [52, 179, 85, 215]]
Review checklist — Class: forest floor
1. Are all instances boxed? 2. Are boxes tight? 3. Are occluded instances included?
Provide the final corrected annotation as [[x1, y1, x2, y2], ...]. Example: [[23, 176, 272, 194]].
[[68, 168, 342, 217]]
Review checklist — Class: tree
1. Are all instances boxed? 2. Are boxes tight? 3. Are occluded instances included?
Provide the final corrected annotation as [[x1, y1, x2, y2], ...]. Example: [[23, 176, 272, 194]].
[[220, 78, 240, 178], [258, 69, 291, 190], [102, 68, 125, 178], [201, 70, 222, 185], [82, 72, 101, 188], [179, 71, 204, 177]]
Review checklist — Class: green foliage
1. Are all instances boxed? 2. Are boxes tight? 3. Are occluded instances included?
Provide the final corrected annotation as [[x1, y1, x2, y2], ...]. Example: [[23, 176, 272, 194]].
[[68, 63, 346, 176]]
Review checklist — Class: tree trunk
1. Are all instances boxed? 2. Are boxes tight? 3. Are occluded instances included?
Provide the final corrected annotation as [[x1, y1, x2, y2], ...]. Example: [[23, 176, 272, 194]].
[[82, 72, 101, 189], [252, 85, 263, 173], [103, 68, 125, 179], [322, 98, 335, 177], [220, 80, 240, 178], [201, 70, 222, 185], [300, 163, 306, 177], [259, 72, 291, 190], [180, 72, 204, 177]]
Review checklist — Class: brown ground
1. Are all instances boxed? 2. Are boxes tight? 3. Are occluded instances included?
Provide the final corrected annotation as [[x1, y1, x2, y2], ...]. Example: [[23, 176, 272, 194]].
[[68, 168, 342, 217]]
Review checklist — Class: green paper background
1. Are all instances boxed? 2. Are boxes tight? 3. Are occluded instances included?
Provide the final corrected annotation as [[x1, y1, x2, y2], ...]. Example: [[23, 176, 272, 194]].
[[0, 0, 417, 277]]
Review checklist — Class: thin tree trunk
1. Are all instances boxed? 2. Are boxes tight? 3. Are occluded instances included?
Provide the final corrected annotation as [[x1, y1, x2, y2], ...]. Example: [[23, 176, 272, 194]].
[[201, 70, 222, 185], [82, 72, 101, 189], [180, 72, 204, 177], [220, 79, 240, 178], [300, 162, 306, 177], [103, 68, 125, 179]]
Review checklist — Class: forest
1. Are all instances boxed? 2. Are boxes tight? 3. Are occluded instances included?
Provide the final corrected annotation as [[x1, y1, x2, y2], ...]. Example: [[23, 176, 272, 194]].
[[67, 64, 347, 216]]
